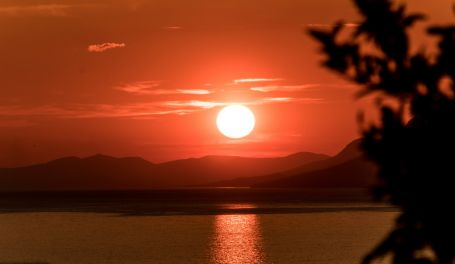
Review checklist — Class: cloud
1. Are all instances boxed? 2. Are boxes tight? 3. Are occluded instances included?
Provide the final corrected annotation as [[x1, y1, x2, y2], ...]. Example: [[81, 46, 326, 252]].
[[0, 94, 323, 122], [258, 97, 323, 104], [142, 109, 197, 116], [115, 81, 212, 95], [0, 104, 159, 119], [164, 100, 226, 109], [250, 84, 320, 92], [0, 4, 74, 16], [70, 103, 189, 118], [251, 83, 359, 92], [233, 78, 283, 84], [0, 101, 219, 120], [260, 97, 294, 102], [164, 26, 183, 30], [306, 23, 359, 29], [163, 97, 323, 110], [114, 81, 161, 94], [0, 77, 324, 122], [176, 89, 212, 95], [88, 42, 126, 53], [152, 89, 212, 95]]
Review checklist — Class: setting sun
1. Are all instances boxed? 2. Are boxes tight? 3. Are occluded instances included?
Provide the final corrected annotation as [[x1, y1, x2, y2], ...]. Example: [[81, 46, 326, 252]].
[[216, 104, 255, 139]]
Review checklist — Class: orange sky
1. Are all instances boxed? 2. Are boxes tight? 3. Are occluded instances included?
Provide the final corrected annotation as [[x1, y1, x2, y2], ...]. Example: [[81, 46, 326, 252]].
[[0, 0, 453, 166]]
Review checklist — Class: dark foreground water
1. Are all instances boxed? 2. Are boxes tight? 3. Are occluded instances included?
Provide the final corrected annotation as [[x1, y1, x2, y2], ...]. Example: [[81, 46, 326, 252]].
[[0, 189, 397, 264]]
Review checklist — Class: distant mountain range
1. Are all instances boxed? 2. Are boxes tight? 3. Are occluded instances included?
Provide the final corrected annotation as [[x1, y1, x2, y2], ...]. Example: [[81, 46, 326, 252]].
[[0, 151, 328, 191], [0, 139, 378, 191], [211, 139, 378, 188]]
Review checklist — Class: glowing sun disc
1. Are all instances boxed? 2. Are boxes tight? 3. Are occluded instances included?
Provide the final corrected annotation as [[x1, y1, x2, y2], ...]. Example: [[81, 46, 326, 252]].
[[217, 104, 255, 139]]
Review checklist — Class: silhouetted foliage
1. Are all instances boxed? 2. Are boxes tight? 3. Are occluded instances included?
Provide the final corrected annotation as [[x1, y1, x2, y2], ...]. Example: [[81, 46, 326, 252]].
[[309, 0, 455, 263]]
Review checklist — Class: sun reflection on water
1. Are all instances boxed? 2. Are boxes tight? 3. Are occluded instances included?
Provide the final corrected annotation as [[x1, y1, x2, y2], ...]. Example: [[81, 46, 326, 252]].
[[210, 205, 264, 264]]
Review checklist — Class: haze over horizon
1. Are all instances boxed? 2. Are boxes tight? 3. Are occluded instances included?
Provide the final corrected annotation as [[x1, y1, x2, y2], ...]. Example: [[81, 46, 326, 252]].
[[1, 0, 453, 167]]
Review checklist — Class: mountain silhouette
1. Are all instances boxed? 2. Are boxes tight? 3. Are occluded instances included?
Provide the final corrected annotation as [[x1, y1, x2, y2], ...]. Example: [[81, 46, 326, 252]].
[[0, 152, 328, 191], [211, 139, 378, 188]]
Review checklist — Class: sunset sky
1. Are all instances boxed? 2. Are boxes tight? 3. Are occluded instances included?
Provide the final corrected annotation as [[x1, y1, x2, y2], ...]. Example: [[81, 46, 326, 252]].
[[0, 0, 453, 167]]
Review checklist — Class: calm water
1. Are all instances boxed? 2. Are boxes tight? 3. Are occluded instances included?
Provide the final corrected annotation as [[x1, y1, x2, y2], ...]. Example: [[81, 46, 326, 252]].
[[0, 203, 396, 264]]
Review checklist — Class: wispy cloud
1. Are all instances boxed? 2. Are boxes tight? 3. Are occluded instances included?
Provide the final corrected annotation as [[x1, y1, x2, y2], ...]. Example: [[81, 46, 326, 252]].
[[0, 103, 166, 119], [233, 78, 283, 84], [250, 84, 320, 92], [260, 97, 294, 102], [0, 94, 322, 124], [164, 100, 226, 109], [164, 26, 183, 30], [258, 97, 323, 104], [307, 23, 359, 29], [88, 42, 126, 53], [143, 109, 197, 116], [115, 81, 212, 95], [150, 89, 212, 95], [251, 83, 359, 92], [163, 97, 322, 110], [0, 4, 74, 16], [176, 89, 212, 95], [0, 77, 324, 123], [114, 81, 162, 94]]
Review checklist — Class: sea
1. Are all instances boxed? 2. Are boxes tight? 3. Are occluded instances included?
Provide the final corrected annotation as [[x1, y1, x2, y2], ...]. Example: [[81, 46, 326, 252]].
[[0, 188, 397, 264]]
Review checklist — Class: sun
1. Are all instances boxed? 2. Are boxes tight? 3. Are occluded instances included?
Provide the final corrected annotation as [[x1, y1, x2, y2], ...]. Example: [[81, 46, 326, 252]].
[[216, 104, 255, 139]]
